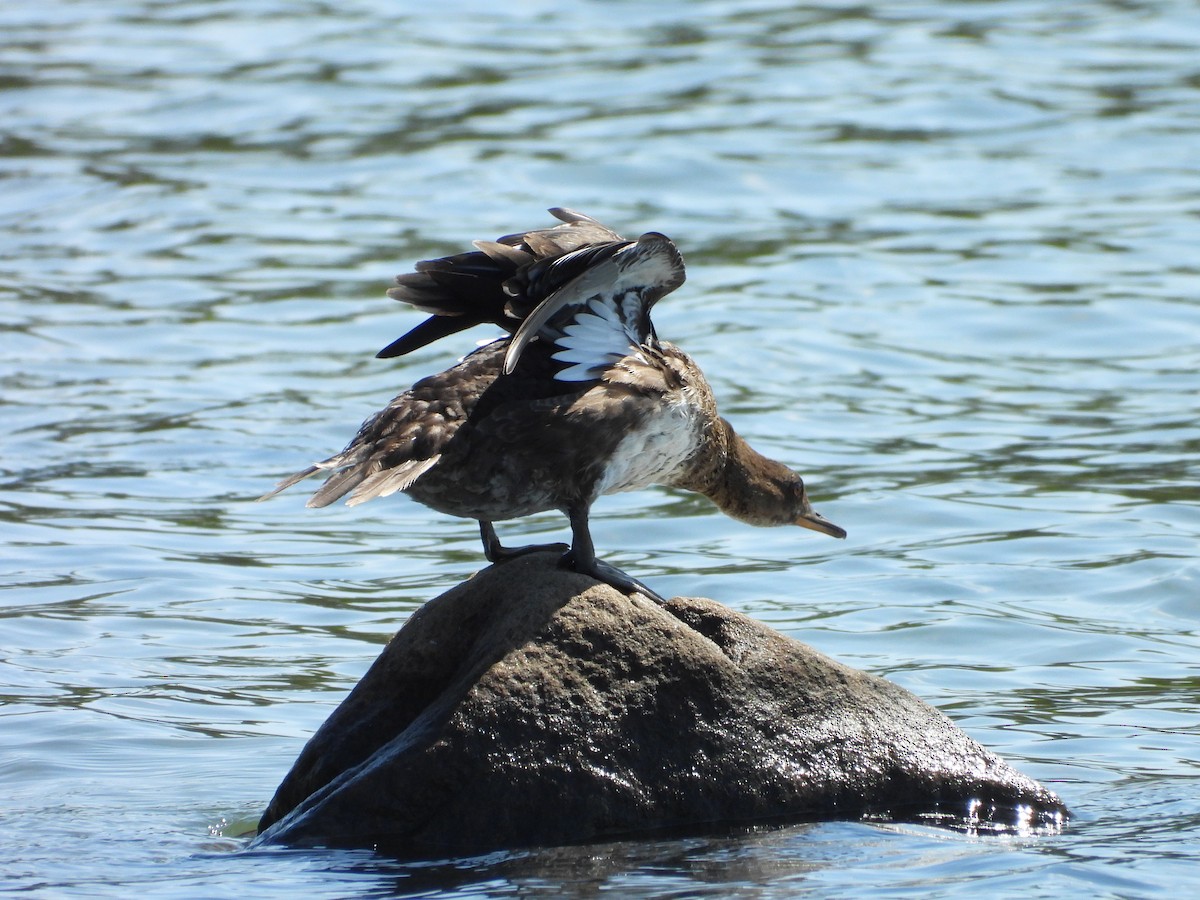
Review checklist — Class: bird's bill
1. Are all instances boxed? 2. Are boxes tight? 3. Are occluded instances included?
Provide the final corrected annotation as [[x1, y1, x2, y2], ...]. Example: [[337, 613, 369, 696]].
[[795, 510, 847, 539]]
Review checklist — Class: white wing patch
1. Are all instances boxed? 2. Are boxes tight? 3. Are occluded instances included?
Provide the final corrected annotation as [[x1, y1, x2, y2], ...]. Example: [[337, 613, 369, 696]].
[[551, 296, 642, 381], [503, 233, 684, 377]]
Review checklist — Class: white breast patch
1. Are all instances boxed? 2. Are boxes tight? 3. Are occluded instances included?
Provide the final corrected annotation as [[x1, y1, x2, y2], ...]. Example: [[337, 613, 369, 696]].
[[592, 395, 701, 497]]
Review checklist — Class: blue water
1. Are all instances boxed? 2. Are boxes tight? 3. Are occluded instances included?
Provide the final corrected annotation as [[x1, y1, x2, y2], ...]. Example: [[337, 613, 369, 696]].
[[3, 0, 1198, 896]]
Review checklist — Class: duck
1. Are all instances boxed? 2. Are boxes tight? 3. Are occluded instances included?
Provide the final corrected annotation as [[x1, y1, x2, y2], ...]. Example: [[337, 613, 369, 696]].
[[261, 208, 845, 603]]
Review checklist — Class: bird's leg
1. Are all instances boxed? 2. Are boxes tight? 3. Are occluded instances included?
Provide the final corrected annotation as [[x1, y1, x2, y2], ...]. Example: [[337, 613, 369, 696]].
[[561, 506, 667, 605], [478, 521, 569, 563]]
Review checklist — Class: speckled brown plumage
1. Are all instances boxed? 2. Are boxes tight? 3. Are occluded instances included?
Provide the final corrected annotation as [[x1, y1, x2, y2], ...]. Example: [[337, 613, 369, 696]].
[[262, 210, 844, 602]]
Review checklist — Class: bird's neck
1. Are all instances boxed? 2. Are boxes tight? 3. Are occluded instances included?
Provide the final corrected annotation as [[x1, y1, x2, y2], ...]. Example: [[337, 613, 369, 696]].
[[679, 417, 783, 523]]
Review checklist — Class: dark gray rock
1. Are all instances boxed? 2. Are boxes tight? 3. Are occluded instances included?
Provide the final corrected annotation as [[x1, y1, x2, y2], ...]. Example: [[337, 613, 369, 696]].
[[255, 553, 1068, 856]]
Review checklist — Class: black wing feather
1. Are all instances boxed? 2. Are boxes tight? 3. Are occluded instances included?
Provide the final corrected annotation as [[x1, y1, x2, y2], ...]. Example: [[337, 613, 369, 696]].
[[377, 208, 625, 359]]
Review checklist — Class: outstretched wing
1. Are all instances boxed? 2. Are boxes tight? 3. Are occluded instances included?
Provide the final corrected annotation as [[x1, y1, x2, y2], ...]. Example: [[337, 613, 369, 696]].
[[376, 208, 625, 359], [263, 214, 687, 508], [503, 231, 685, 381]]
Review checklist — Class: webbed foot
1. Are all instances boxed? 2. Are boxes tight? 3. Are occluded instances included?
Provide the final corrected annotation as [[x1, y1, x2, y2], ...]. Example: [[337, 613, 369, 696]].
[[559, 549, 667, 605]]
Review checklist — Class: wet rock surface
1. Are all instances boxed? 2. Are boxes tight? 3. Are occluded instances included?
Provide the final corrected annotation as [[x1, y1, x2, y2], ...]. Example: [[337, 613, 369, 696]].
[[255, 553, 1068, 857]]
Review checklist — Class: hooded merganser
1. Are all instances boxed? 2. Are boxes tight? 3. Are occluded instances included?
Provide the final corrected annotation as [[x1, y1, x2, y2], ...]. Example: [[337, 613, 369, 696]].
[[262, 209, 845, 603]]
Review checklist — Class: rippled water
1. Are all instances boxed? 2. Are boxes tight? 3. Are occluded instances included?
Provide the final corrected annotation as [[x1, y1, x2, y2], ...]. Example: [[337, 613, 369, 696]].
[[3, 0, 1199, 896]]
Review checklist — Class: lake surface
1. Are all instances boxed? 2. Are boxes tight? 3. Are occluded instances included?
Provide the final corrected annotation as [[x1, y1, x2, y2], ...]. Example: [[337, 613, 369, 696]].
[[3, 0, 1198, 896]]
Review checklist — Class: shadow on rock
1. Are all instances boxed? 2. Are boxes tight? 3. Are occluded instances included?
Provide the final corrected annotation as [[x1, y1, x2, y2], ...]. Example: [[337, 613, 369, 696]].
[[254, 553, 1068, 857]]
